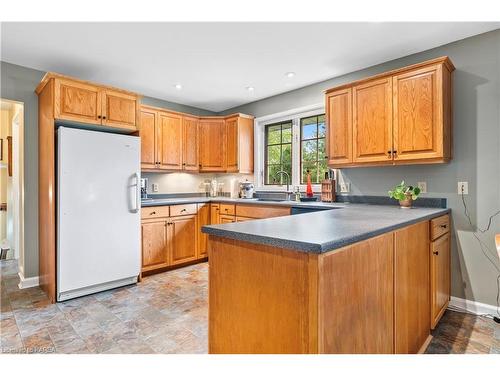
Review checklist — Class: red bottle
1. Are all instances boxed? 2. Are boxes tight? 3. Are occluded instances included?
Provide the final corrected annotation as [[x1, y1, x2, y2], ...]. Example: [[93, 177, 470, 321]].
[[306, 170, 314, 198]]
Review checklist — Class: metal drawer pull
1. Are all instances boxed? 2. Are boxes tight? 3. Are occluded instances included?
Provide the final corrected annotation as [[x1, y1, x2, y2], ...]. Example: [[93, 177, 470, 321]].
[[150, 211, 156, 215], [433, 251, 439, 255], [181, 208, 187, 213], [440, 224, 447, 229]]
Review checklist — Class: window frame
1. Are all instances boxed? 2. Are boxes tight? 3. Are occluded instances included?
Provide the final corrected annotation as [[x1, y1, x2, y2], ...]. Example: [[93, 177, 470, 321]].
[[299, 114, 327, 185], [263, 120, 293, 186], [254, 103, 326, 192]]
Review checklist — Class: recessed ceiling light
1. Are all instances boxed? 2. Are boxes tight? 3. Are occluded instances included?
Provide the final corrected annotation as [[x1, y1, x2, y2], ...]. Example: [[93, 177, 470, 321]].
[[285, 72, 296, 78], [246, 86, 254, 92], [174, 84, 182, 90]]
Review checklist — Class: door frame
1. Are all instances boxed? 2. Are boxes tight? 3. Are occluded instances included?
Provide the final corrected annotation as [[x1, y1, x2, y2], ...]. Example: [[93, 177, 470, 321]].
[[0, 98, 25, 273]]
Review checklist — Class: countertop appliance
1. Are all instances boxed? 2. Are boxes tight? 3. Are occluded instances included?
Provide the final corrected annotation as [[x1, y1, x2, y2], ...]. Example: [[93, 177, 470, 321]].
[[239, 181, 255, 199], [57, 127, 141, 301]]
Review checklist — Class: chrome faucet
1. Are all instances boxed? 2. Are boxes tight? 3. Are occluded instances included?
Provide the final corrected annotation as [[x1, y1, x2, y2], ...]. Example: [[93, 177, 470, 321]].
[[275, 170, 292, 200]]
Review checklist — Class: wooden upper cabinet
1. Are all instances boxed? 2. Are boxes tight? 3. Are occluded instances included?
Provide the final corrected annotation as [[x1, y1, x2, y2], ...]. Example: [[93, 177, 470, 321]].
[[225, 117, 239, 172], [54, 79, 102, 124], [224, 115, 254, 174], [101, 90, 138, 130], [169, 214, 198, 265], [353, 77, 393, 164], [325, 88, 352, 166], [393, 65, 443, 161], [42, 74, 139, 130], [157, 111, 183, 170], [325, 57, 454, 168], [183, 116, 199, 171], [140, 108, 157, 169], [199, 119, 226, 172]]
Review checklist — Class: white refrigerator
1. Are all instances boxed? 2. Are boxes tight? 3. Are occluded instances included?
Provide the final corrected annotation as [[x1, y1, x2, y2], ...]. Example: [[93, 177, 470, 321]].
[[57, 126, 141, 301]]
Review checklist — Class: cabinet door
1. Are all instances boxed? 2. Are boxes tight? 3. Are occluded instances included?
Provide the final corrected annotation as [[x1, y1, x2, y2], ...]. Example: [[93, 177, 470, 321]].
[[141, 220, 169, 271], [157, 112, 183, 170], [54, 79, 102, 124], [394, 221, 430, 354], [169, 215, 198, 265], [352, 78, 393, 164], [183, 116, 199, 171], [197, 203, 210, 258], [199, 119, 226, 172], [430, 233, 450, 329], [325, 88, 352, 166], [219, 214, 236, 223], [210, 204, 220, 224], [225, 117, 239, 172], [102, 90, 138, 130], [140, 108, 157, 169], [393, 65, 442, 161]]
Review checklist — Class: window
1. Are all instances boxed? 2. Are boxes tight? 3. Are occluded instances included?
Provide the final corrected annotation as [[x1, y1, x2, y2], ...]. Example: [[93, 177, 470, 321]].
[[257, 105, 327, 189], [264, 121, 292, 185], [300, 115, 328, 184]]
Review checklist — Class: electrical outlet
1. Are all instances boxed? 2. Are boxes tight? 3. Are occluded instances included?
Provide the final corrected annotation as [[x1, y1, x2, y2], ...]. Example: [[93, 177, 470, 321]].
[[417, 181, 427, 194], [458, 181, 468, 195], [339, 182, 350, 193], [152, 183, 159, 193]]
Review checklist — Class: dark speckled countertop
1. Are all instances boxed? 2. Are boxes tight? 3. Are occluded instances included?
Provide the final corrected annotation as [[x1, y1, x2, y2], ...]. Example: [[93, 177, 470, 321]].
[[201, 204, 450, 253], [141, 196, 449, 254]]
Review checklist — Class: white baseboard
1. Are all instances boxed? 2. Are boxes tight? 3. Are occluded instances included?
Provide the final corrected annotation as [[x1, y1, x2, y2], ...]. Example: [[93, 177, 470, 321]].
[[449, 296, 498, 316], [18, 272, 39, 289]]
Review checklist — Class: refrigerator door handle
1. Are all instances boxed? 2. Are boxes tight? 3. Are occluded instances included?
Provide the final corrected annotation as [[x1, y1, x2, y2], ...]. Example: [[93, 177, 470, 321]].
[[133, 172, 140, 213]]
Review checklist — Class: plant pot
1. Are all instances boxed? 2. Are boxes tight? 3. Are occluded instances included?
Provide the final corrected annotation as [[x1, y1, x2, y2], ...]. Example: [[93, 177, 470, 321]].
[[399, 193, 413, 208]]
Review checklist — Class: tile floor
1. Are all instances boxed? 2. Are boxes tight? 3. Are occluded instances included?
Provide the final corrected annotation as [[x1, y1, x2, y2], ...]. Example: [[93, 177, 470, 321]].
[[1, 259, 499, 354]]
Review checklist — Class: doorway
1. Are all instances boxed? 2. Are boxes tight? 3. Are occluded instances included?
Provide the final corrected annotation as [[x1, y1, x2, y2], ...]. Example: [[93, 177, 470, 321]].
[[0, 99, 25, 282]]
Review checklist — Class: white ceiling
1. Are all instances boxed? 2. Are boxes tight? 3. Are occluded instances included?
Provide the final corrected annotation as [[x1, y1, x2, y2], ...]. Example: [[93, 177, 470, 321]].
[[1, 22, 499, 112]]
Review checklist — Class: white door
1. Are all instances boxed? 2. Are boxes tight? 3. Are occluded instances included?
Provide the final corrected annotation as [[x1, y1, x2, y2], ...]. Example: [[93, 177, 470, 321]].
[[57, 127, 141, 299]]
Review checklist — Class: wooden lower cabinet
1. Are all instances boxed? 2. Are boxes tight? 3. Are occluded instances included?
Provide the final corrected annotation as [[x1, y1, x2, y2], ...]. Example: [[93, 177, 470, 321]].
[[210, 204, 220, 224], [219, 214, 236, 223], [209, 217, 443, 354], [197, 203, 210, 258], [394, 221, 431, 354], [430, 232, 451, 329], [170, 215, 198, 265], [141, 220, 169, 272]]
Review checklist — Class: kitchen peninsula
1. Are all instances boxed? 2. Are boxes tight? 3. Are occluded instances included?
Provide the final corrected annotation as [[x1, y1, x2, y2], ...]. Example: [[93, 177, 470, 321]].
[[202, 204, 451, 354]]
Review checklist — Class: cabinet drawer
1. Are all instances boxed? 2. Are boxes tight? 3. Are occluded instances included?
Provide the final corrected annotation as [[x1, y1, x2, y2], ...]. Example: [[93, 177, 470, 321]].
[[170, 203, 197, 216], [236, 204, 290, 219], [430, 215, 450, 240], [141, 206, 169, 219], [219, 204, 235, 215]]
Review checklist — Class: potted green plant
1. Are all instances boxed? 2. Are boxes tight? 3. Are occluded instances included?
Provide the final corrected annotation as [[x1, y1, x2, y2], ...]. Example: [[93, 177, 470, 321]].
[[388, 181, 421, 208]]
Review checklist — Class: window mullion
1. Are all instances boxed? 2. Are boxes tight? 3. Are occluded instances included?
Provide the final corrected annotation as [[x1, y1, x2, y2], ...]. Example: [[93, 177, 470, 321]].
[[291, 118, 300, 188]]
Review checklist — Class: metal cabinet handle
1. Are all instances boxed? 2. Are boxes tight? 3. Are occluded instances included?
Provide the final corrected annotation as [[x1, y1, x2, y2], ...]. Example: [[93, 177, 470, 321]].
[[433, 251, 439, 255], [393, 150, 398, 158], [98, 115, 102, 119], [103, 116, 107, 120], [440, 224, 447, 229], [387, 150, 392, 159], [181, 208, 187, 213], [150, 211, 156, 215]]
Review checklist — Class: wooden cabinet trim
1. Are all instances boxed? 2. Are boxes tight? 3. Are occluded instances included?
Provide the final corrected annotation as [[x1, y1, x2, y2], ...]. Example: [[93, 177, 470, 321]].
[[324, 56, 455, 94]]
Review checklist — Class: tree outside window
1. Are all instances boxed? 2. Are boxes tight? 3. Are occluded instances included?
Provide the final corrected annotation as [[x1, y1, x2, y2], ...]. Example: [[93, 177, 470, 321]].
[[300, 115, 328, 184], [264, 121, 292, 185]]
